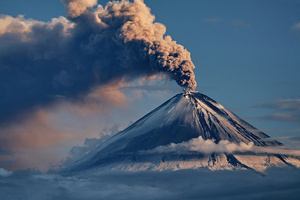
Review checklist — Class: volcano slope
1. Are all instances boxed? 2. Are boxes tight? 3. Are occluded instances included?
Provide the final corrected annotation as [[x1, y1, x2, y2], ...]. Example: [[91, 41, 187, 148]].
[[61, 92, 300, 176]]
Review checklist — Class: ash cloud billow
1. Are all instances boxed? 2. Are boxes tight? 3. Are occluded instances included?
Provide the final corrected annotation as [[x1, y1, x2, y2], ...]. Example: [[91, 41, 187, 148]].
[[0, 0, 197, 125]]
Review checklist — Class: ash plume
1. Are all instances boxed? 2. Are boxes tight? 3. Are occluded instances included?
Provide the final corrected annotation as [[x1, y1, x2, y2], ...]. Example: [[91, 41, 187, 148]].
[[0, 0, 196, 124]]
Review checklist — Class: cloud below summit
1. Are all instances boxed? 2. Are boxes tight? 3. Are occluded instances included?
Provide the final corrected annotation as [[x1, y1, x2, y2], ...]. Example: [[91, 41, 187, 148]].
[[143, 136, 300, 157], [1, 168, 300, 200]]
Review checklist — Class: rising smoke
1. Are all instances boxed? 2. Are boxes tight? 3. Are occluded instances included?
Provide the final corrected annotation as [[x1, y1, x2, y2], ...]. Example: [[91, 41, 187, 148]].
[[0, 0, 196, 124]]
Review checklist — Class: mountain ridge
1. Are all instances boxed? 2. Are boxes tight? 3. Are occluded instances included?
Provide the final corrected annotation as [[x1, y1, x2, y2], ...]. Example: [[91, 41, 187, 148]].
[[61, 92, 300, 176]]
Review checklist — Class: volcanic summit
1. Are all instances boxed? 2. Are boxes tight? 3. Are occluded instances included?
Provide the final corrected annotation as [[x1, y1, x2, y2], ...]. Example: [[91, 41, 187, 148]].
[[62, 92, 300, 176]]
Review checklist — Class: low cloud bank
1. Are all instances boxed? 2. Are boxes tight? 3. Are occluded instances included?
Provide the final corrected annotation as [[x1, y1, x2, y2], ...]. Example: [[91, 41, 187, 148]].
[[0, 168, 300, 200]]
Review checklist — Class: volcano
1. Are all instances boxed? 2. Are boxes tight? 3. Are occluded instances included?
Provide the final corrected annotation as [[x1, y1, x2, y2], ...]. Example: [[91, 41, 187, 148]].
[[62, 92, 300, 176]]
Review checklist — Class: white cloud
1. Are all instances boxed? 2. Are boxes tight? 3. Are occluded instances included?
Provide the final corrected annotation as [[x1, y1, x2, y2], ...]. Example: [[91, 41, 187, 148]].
[[143, 136, 300, 157], [290, 22, 300, 38], [203, 18, 222, 25], [291, 22, 300, 30], [145, 136, 254, 154], [229, 19, 251, 29], [0, 168, 13, 177]]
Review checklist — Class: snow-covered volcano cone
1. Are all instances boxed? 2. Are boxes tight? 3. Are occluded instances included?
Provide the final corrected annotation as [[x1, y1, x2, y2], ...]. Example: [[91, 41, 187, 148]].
[[61, 92, 300, 176]]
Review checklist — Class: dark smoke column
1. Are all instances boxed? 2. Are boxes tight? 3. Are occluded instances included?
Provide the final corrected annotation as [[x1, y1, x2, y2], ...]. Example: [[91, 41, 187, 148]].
[[117, 0, 197, 91], [64, 0, 197, 91], [0, 0, 198, 124]]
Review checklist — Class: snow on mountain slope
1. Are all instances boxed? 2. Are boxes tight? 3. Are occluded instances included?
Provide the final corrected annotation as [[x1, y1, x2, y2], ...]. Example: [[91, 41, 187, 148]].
[[61, 92, 300, 176]]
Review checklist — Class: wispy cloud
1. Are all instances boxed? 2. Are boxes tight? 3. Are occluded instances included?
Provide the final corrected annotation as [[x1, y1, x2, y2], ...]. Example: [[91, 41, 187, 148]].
[[0, 100, 124, 171], [142, 136, 300, 157], [62, 84, 128, 116], [260, 113, 300, 123], [261, 136, 300, 147], [203, 17, 250, 29], [0, 108, 81, 171], [0, 109, 75, 151], [60, 123, 121, 169], [257, 129, 300, 134], [119, 85, 181, 92], [261, 136, 300, 143], [229, 19, 251, 29], [203, 17, 222, 26], [253, 99, 300, 111], [252, 99, 300, 124], [290, 22, 300, 38]]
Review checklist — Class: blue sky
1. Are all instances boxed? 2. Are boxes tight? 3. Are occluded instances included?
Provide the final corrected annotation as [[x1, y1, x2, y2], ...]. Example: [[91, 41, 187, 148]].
[[145, 0, 300, 132], [0, 0, 300, 170]]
